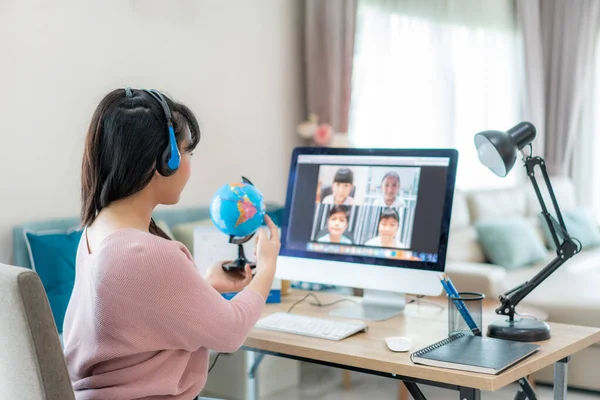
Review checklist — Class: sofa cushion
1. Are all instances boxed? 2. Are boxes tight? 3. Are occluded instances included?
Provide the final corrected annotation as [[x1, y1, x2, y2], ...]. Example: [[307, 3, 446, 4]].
[[450, 189, 470, 230], [445, 261, 509, 298], [475, 217, 548, 269], [468, 187, 527, 222], [522, 216, 548, 248], [171, 219, 214, 251], [13, 218, 81, 270], [501, 247, 600, 329], [539, 208, 600, 250], [524, 175, 577, 217], [446, 227, 486, 263], [23, 228, 82, 334]]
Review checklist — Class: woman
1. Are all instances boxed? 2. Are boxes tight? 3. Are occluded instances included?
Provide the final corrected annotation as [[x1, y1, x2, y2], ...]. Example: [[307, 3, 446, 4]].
[[62, 87, 280, 400]]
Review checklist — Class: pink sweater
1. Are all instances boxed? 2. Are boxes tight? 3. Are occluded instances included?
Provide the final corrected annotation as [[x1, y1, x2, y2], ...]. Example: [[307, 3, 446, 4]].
[[62, 228, 266, 400]]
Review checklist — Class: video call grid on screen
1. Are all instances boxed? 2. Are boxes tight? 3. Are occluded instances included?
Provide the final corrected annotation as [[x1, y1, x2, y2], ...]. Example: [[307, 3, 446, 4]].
[[284, 153, 452, 265]]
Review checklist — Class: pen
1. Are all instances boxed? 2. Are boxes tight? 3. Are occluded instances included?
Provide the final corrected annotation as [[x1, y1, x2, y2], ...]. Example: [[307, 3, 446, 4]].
[[439, 275, 482, 336]]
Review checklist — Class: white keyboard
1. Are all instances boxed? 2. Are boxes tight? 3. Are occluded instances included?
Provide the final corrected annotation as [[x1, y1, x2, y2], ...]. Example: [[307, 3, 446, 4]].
[[255, 312, 368, 341]]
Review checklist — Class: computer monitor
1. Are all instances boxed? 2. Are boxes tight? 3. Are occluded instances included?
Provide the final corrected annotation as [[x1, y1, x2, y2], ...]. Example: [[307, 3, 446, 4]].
[[276, 147, 458, 321]]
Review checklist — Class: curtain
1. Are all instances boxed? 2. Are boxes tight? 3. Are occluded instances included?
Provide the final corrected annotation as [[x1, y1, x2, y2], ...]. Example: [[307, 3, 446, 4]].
[[348, 0, 525, 190], [573, 34, 600, 211], [304, 0, 357, 134], [518, 0, 600, 176], [572, 62, 597, 209], [515, 0, 545, 157]]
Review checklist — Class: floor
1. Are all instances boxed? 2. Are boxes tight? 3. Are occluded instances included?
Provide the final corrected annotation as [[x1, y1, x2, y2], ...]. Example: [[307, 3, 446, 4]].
[[263, 362, 600, 400]]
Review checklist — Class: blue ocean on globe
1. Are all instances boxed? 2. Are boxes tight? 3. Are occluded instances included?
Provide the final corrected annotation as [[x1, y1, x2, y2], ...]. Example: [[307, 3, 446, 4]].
[[209, 182, 266, 238]]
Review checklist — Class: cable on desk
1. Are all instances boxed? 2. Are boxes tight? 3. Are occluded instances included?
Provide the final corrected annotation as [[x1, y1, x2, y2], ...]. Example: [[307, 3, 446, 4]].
[[406, 294, 445, 312], [286, 292, 359, 314]]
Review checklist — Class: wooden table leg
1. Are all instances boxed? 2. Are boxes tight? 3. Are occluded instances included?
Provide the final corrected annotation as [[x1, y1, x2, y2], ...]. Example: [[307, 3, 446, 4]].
[[528, 374, 536, 390], [343, 370, 352, 390], [398, 382, 409, 400]]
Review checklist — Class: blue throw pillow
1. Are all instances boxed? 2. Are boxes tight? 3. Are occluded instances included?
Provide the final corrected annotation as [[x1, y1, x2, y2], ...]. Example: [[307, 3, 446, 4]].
[[539, 209, 600, 251], [24, 228, 83, 333], [475, 217, 547, 269]]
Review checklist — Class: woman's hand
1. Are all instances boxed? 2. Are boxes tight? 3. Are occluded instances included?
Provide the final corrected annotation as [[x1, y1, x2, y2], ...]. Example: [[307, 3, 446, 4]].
[[244, 215, 280, 300], [204, 262, 253, 294], [255, 215, 281, 274]]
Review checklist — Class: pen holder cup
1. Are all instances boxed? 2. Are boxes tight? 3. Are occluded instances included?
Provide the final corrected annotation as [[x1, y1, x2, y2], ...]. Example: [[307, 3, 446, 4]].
[[447, 292, 484, 336]]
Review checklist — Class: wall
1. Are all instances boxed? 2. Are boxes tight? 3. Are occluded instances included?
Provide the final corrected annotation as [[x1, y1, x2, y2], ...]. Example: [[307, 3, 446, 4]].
[[0, 0, 304, 264]]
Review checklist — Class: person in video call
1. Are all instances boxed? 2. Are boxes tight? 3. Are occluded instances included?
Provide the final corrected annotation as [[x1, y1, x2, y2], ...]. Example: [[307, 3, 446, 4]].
[[321, 167, 355, 205], [317, 205, 353, 244], [62, 87, 280, 400], [365, 207, 406, 248], [372, 171, 406, 208]]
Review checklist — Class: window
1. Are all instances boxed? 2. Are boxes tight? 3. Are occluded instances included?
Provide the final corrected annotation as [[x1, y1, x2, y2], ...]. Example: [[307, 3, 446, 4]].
[[592, 44, 600, 218], [573, 31, 600, 220], [349, 0, 525, 190]]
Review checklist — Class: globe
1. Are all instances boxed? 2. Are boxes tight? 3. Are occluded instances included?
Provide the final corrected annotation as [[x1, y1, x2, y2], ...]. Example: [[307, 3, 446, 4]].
[[209, 182, 266, 238]]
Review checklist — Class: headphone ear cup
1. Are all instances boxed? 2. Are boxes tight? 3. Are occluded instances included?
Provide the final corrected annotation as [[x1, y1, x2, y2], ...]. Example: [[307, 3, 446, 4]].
[[157, 125, 181, 177], [157, 148, 175, 177]]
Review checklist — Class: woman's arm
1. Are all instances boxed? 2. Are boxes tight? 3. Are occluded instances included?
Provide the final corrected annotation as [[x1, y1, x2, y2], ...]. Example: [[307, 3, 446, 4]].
[[100, 217, 280, 354], [100, 241, 266, 353]]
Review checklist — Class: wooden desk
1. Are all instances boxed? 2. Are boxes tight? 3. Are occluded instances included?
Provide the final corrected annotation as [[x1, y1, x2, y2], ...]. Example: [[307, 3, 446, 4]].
[[242, 290, 600, 400]]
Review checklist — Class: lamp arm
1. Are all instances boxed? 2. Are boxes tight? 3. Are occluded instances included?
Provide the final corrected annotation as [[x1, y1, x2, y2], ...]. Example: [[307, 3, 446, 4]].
[[496, 251, 574, 319], [525, 156, 569, 247], [494, 155, 579, 320]]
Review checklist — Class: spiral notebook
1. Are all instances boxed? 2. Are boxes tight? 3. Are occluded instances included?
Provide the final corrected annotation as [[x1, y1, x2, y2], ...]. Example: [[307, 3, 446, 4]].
[[410, 332, 540, 374]]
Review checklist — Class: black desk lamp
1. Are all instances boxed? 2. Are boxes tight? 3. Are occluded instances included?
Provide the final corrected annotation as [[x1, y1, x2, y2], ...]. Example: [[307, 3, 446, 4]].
[[474, 122, 581, 342]]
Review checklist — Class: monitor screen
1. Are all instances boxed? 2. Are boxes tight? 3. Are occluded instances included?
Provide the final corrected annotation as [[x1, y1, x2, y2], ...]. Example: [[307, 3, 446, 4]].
[[279, 147, 458, 273]]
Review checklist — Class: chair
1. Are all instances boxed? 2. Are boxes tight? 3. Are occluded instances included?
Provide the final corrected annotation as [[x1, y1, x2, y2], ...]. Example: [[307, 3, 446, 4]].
[[0, 263, 75, 400]]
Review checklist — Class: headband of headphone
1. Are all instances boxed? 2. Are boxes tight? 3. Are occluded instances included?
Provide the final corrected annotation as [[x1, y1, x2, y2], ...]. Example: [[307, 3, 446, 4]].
[[125, 87, 181, 176]]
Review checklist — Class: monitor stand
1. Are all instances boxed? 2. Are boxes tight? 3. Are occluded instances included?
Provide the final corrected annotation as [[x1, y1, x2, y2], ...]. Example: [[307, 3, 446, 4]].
[[329, 289, 406, 321]]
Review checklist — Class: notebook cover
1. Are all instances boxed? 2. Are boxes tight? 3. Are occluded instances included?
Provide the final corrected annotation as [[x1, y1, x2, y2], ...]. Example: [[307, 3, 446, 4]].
[[411, 333, 540, 374]]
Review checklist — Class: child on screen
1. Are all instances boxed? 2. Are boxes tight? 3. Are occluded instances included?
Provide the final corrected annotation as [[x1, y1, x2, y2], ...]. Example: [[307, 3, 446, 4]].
[[321, 167, 355, 205], [365, 207, 406, 248], [372, 171, 406, 208], [317, 205, 353, 244]]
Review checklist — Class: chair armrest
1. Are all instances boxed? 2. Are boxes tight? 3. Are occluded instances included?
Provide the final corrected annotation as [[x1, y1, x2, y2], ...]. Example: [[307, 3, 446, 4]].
[[445, 262, 508, 298]]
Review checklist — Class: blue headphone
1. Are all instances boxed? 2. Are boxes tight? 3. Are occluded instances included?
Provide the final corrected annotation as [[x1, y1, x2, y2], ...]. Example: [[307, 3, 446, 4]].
[[125, 87, 181, 176]]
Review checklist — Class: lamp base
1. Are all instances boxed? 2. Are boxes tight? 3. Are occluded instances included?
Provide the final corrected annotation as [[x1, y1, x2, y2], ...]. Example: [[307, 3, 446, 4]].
[[487, 318, 551, 342]]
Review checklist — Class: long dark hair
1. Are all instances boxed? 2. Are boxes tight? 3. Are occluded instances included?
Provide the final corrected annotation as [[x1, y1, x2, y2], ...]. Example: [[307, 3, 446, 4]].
[[80, 88, 201, 238]]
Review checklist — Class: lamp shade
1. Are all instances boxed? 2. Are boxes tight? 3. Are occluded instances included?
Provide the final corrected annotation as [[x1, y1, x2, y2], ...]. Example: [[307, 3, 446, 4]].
[[474, 122, 537, 177]]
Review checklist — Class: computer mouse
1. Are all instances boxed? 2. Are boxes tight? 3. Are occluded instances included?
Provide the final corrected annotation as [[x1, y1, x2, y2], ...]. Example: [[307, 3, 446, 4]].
[[385, 336, 412, 352]]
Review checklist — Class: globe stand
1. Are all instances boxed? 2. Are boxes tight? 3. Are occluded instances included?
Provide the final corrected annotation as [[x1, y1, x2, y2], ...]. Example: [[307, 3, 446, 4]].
[[218, 175, 261, 272], [222, 233, 256, 271]]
